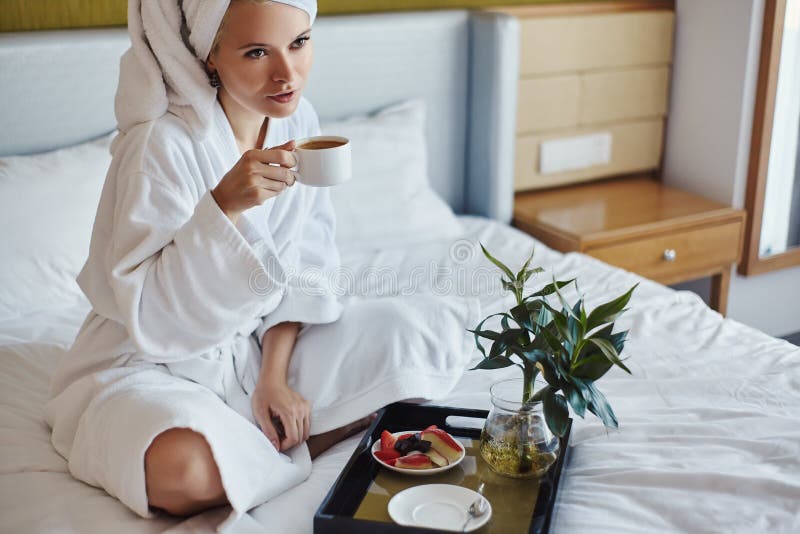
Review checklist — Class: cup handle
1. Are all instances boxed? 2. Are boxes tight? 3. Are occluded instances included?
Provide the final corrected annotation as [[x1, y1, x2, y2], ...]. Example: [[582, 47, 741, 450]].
[[289, 148, 301, 184]]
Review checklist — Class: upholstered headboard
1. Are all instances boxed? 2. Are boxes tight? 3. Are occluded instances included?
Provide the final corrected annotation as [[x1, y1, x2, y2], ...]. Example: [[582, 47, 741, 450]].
[[0, 10, 518, 221]]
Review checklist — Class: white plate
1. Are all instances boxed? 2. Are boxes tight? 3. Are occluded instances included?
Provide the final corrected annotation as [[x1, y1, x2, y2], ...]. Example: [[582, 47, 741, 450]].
[[388, 484, 492, 532], [371, 430, 466, 475]]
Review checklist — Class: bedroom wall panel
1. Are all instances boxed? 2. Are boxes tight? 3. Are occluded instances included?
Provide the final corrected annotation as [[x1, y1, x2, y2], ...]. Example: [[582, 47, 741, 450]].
[[663, 0, 800, 336]]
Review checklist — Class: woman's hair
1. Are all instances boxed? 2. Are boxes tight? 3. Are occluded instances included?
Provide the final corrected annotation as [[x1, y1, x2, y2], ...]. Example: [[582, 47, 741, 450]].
[[209, 0, 274, 58]]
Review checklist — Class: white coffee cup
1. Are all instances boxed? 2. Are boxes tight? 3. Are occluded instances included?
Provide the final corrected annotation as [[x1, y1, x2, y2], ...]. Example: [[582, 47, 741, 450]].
[[292, 135, 352, 187]]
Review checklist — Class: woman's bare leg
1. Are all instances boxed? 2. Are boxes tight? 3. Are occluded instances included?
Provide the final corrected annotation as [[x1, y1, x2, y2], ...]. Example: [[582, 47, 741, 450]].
[[145, 428, 228, 516], [145, 415, 375, 516]]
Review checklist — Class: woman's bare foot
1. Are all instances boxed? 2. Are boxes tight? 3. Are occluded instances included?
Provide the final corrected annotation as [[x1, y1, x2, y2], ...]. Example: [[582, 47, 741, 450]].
[[307, 414, 377, 459]]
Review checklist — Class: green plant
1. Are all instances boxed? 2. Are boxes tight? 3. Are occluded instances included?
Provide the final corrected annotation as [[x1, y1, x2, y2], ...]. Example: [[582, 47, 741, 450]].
[[470, 244, 637, 438]]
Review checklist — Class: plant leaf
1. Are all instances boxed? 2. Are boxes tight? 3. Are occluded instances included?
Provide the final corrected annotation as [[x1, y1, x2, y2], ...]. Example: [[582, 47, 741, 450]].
[[542, 389, 570, 437], [571, 353, 614, 380], [588, 338, 632, 374], [586, 283, 638, 331], [519, 267, 545, 285], [467, 329, 501, 341], [524, 279, 576, 301], [510, 302, 534, 332], [518, 347, 549, 365], [579, 299, 587, 330], [584, 381, 619, 429], [501, 278, 517, 293], [552, 276, 579, 322], [537, 357, 561, 389], [562, 381, 586, 418], [468, 312, 514, 357], [488, 339, 508, 359], [541, 301, 572, 346], [538, 324, 564, 353], [588, 324, 629, 353], [480, 243, 515, 281], [516, 247, 536, 282], [470, 356, 516, 371]]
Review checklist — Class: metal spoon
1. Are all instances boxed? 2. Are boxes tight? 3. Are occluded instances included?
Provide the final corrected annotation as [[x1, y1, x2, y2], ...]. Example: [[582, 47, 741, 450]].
[[460, 495, 489, 532]]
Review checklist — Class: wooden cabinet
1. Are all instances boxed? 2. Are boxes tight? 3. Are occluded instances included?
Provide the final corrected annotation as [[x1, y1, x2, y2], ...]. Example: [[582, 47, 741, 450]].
[[513, 175, 746, 315], [489, 1, 675, 191], [495, 1, 745, 313]]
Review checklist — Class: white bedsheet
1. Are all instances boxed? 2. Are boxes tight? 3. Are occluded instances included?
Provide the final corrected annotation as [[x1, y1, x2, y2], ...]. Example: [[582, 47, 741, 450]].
[[1, 216, 798, 534]]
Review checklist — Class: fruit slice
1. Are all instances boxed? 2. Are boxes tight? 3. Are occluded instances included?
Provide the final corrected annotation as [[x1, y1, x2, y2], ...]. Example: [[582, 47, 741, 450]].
[[421, 429, 462, 462], [423, 425, 438, 432], [424, 449, 449, 467], [374, 449, 401, 462], [395, 454, 434, 470], [380, 430, 397, 453], [397, 433, 415, 441]]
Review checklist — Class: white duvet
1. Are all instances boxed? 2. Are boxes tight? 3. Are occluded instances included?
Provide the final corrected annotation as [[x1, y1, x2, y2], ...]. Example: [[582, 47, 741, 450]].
[[1, 216, 798, 534]]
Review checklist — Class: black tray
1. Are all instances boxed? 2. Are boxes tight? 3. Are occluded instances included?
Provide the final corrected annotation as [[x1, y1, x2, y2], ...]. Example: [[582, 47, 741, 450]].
[[314, 403, 571, 534]]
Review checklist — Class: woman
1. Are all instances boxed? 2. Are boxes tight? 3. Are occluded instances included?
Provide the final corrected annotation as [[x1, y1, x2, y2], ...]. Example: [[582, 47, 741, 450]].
[[45, 0, 370, 523]]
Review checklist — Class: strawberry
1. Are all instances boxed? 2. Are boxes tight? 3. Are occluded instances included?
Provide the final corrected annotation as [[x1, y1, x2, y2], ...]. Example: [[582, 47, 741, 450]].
[[375, 449, 401, 463], [380, 430, 397, 453]]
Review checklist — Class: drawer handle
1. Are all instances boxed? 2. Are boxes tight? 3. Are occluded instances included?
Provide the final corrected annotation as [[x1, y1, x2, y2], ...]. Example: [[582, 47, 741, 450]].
[[663, 249, 677, 262]]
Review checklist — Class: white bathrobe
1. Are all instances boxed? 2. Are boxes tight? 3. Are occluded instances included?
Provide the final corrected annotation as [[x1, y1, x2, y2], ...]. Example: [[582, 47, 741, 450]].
[[44, 96, 342, 523]]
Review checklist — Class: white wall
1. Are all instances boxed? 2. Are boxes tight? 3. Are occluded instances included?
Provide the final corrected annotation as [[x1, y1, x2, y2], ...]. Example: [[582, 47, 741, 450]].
[[663, 0, 800, 337]]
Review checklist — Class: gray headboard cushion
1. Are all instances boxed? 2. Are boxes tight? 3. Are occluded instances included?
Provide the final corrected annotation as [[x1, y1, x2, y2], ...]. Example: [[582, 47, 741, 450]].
[[0, 10, 518, 222], [0, 28, 130, 156]]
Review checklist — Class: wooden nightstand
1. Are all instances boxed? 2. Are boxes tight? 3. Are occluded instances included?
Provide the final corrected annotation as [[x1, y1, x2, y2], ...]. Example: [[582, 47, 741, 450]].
[[513, 175, 746, 315]]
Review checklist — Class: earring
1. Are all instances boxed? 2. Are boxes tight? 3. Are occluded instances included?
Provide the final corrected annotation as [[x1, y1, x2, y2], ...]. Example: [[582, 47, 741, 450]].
[[209, 71, 221, 88]]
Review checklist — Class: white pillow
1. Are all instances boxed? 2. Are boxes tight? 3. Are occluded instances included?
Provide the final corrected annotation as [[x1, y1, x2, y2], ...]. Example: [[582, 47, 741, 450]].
[[321, 99, 464, 251], [0, 133, 114, 320]]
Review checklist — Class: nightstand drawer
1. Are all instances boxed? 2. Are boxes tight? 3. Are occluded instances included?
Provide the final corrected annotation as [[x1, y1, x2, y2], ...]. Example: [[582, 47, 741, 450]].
[[586, 222, 743, 283]]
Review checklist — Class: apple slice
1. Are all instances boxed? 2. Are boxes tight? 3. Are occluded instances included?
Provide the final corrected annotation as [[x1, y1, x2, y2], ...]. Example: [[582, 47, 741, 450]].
[[421, 429, 462, 462], [424, 448, 449, 467], [395, 454, 433, 470], [380, 430, 397, 453]]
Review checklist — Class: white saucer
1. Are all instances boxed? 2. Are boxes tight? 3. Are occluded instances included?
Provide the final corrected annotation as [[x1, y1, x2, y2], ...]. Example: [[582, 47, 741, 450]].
[[388, 484, 491, 532], [371, 430, 466, 475]]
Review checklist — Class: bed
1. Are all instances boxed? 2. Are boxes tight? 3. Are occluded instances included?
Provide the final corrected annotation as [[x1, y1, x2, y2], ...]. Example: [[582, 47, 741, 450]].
[[1, 8, 799, 534]]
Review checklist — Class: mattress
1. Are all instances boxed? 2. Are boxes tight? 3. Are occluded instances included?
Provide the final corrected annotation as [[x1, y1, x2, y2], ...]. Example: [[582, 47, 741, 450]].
[[1, 216, 798, 534]]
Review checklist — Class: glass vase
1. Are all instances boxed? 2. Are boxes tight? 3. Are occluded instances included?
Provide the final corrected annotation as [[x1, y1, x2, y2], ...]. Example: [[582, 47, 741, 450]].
[[479, 378, 560, 478]]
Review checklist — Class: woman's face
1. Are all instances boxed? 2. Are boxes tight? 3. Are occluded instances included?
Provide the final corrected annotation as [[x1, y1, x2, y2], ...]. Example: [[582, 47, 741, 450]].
[[206, 1, 313, 119]]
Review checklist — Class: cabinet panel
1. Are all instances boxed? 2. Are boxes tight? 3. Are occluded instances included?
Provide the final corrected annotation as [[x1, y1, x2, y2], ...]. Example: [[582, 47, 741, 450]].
[[580, 66, 670, 124], [519, 11, 674, 75], [514, 120, 663, 190], [518, 67, 670, 134], [517, 75, 580, 133]]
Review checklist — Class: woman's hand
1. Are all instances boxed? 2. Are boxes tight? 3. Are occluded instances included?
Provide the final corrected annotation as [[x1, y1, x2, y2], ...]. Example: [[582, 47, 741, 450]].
[[251, 379, 311, 452], [211, 140, 297, 224]]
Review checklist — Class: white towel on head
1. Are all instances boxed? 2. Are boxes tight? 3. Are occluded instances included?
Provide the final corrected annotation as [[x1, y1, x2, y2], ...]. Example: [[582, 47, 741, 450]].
[[113, 0, 318, 152]]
